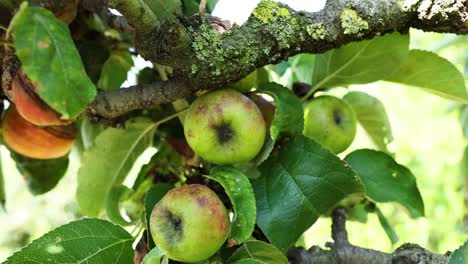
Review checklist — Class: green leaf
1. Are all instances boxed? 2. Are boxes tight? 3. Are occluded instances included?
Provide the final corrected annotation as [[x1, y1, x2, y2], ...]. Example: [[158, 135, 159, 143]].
[[227, 240, 287, 264], [144, 0, 181, 19], [145, 183, 173, 249], [345, 149, 425, 218], [76, 41, 110, 84], [77, 118, 156, 217], [181, 0, 199, 16], [207, 0, 219, 12], [142, 247, 166, 264], [98, 50, 133, 91], [462, 146, 468, 182], [254, 136, 365, 251], [256, 67, 270, 85], [347, 203, 368, 223], [0, 0, 17, 9], [207, 167, 256, 244], [4, 218, 133, 264], [10, 3, 96, 119], [385, 50, 468, 103], [375, 206, 399, 244], [0, 148, 4, 209], [79, 118, 107, 150], [449, 240, 468, 264], [461, 105, 468, 138], [289, 54, 315, 85], [276, 61, 289, 77], [133, 139, 183, 190], [233, 260, 264, 264], [343, 91, 393, 152], [106, 185, 132, 226], [257, 83, 303, 139], [255, 83, 303, 164], [312, 32, 409, 89], [11, 153, 69, 195]]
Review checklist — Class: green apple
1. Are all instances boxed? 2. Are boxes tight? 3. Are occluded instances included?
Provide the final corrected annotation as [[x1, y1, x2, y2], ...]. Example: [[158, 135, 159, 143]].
[[303, 95, 357, 154], [150, 184, 230, 262], [184, 88, 266, 164]]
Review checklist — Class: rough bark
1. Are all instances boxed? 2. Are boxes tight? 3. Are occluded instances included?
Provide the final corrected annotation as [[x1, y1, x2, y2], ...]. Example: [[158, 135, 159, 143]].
[[2, 0, 467, 119], [287, 208, 451, 264], [88, 79, 194, 119], [88, 0, 467, 119]]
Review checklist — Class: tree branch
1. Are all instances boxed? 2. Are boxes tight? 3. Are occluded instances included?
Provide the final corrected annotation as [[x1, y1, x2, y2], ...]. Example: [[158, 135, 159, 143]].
[[287, 208, 450, 264], [87, 0, 466, 119], [7, 0, 468, 119], [108, 0, 158, 33], [80, 0, 133, 32], [88, 80, 194, 119]]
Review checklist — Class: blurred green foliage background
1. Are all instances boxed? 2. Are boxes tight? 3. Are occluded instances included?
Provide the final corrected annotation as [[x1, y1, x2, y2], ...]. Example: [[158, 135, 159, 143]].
[[0, 30, 466, 261]]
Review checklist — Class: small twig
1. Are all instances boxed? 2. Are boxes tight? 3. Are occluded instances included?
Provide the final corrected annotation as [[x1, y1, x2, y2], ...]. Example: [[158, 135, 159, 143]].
[[0, 25, 7, 32], [301, 81, 325, 102], [130, 219, 143, 237], [155, 64, 169, 81], [108, 0, 158, 33], [80, 0, 133, 32], [154, 108, 188, 127], [198, 0, 207, 17], [331, 207, 349, 246]]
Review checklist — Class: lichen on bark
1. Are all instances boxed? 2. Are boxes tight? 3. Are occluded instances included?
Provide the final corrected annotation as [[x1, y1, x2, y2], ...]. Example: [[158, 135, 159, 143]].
[[340, 9, 369, 35]]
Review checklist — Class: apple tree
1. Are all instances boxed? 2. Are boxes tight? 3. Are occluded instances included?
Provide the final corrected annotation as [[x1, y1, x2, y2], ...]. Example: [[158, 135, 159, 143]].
[[0, 0, 467, 263]]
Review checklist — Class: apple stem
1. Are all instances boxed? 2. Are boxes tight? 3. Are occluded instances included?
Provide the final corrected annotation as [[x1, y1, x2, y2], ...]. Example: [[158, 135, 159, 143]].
[[155, 108, 189, 127], [301, 79, 328, 102]]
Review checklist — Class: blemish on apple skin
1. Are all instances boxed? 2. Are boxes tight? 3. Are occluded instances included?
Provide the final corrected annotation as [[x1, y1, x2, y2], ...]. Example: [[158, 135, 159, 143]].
[[197, 104, 208, 114], [215, 104, 223, 114], [197, 196, 207, 207], [187, 129, 193, 137]]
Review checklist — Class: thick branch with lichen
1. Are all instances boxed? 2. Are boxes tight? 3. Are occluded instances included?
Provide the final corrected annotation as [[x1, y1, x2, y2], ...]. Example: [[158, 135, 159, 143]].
[[87, 0, 467, 119], [287, 208, 450, 264], [2, 0, 467, 119]]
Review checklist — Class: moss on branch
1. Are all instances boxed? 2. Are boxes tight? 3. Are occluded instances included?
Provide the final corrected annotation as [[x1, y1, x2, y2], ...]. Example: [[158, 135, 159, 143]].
[[28, 0, 467, 119]]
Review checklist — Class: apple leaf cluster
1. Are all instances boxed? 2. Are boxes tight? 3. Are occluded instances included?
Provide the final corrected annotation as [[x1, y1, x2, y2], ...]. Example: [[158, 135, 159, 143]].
[[0, 1, 467, 263]]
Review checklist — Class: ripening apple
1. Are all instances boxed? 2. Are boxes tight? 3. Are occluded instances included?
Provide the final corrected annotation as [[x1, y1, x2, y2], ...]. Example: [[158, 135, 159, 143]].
[[184, 88, 266, 164], [303, 95, 357, 154], [150, 184, 230, 262], [9, 70, 72, 126], [2, 105, 76, 159]]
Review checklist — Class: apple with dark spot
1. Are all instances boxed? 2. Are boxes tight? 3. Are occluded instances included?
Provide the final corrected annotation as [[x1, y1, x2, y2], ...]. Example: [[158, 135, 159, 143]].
[[184, 88, 266, 164], [303, 95, 357, 154], [150, 184, 230, 262]]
